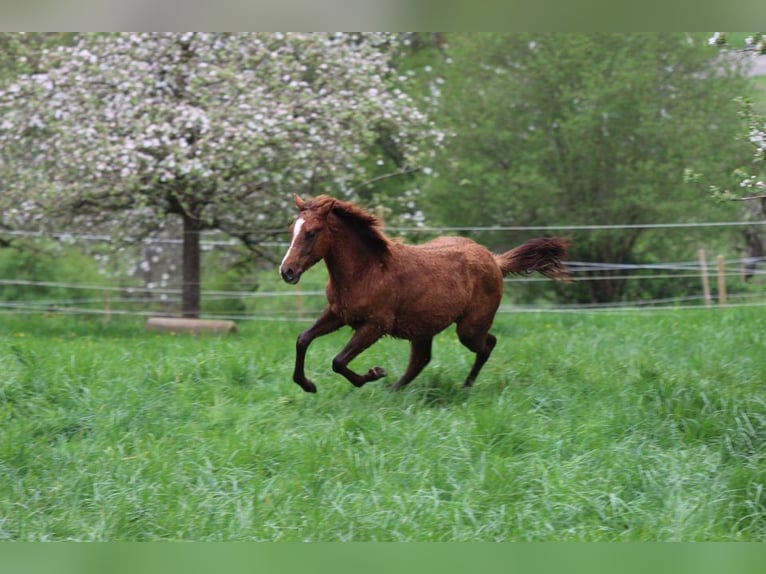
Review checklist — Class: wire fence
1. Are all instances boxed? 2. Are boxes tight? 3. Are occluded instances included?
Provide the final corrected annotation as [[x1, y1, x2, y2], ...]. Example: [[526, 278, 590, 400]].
[[5, 218, 766, 242], [2, 219, 766, 322]]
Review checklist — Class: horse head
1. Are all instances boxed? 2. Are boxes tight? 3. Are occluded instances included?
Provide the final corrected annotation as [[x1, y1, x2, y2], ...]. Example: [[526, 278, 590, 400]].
[[279, 194, 336, 284]]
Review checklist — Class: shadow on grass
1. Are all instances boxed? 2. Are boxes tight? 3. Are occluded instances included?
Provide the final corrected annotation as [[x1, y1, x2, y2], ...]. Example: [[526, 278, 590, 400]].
[[399, 374, 474, 409]]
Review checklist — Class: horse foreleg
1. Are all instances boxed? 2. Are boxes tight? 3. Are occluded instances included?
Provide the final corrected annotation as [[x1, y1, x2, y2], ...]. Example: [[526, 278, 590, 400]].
[[293, 307, 344, 393], [390, 337, 433, 391], [332, 324, 386, 388]]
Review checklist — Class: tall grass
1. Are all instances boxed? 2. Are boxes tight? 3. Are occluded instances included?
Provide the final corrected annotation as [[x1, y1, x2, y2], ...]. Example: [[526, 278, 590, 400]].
[[0, 308, 764, 540]]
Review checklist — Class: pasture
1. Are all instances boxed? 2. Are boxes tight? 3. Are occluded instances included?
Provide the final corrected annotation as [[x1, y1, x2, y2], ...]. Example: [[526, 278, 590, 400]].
[[1, 307, 765, 541]]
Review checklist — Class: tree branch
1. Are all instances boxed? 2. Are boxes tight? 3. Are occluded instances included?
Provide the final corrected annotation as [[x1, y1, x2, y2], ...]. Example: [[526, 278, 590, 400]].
[[350, 167, 421, 194], [729, 194, 766, 201]]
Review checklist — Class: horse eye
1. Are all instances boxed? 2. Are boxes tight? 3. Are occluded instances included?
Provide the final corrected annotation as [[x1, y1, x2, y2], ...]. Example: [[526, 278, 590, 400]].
[[305, 230, 316, 240]]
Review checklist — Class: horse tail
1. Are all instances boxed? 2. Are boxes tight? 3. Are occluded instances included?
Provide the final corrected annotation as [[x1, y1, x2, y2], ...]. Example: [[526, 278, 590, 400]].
[[494, 237, 572, 281]]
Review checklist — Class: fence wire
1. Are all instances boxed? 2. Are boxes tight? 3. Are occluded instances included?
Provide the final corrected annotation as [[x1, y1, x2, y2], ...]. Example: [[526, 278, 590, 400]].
[[2, 222, 766, 320]]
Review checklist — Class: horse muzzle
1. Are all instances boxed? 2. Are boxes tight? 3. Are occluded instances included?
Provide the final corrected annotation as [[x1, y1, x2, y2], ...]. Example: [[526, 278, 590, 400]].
[[280, 265, 301, 285]]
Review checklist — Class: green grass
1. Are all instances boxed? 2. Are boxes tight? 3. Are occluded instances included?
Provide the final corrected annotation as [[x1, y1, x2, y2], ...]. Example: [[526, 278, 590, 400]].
[[1, 308, 765, 541]]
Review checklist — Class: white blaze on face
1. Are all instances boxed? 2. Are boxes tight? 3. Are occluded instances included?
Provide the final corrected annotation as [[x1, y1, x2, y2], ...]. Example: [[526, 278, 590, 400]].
[[280, 217, 305, 274]]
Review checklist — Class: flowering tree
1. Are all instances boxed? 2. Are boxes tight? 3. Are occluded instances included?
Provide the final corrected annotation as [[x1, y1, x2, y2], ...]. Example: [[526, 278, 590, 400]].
[[704, 33, 766, 276], [0, 33, 74, 241], [0, 32, 442, 317]]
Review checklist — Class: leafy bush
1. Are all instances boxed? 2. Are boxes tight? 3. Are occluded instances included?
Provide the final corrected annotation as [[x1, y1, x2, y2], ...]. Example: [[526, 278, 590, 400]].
[[0, 241, 104, 306]]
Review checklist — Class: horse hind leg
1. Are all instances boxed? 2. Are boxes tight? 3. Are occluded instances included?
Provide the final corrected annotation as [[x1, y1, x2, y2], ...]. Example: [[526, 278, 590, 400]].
[[390, 337, 433, 391], [457, 321, 497, 388]]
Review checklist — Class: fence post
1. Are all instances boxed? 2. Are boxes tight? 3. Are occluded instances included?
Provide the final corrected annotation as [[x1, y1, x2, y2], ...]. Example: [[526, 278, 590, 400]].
[[717, 254, 727, 307], [698, 249, 712, 308]]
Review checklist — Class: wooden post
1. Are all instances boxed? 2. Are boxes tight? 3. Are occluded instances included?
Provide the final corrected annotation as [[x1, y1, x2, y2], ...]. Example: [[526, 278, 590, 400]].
[[698, 249, 712, 308], [717, 254, 727, 307]]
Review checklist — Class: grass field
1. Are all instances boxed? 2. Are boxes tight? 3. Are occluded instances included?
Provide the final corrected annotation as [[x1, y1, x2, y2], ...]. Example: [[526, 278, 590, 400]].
[[1, 307, 765, 541]]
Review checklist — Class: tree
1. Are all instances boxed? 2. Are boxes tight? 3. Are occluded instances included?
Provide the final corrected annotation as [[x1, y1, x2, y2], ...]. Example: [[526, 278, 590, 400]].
[[704, 33, 766, 203], [0, 33, 76, 244], [702, 33, 766, 278], [0, 32, 442, 317], [0, 33, 76, 79], [421, 33, 751, 303]]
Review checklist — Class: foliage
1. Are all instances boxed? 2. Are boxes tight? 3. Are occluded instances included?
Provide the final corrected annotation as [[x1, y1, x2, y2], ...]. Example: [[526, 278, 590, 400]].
[[350, 33, 451, 227], [0, 33, 76, 81], [420, 33, 752, 303], [697, 34, 766, 281], [0, 32, 443, 316], [1, 309, 765, 540], [0, 240, 104, 304], [708, 32, 766, 54], [668, 33, 766, 202], [699, 95, 766, 203]]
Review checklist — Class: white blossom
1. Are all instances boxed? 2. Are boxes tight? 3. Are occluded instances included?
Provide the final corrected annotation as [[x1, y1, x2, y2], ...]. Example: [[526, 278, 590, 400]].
[[0, 32, 442, 240]]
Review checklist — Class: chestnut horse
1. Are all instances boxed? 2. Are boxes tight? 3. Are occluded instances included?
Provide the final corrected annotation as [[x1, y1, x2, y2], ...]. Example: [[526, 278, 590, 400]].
[[279, 194, 570, 393]]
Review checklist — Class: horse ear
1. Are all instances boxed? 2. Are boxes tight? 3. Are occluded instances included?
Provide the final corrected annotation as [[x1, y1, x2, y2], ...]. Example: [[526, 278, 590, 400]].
[[293, 194, 305, 210]]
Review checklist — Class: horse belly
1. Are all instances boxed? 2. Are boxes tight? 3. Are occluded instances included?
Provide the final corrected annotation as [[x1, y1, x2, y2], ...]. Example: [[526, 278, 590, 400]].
[[390, 271, 473, 339], [391, 306, 459, 339]]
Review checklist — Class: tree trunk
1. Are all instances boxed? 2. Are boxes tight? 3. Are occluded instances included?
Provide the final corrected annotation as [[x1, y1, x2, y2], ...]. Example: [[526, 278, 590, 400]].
[[181, 213, 201, 318]]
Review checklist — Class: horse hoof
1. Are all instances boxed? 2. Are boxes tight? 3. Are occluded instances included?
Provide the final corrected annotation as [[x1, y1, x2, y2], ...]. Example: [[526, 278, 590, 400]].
[[297, 379, 317, 393], [369, 366, 387, 380]]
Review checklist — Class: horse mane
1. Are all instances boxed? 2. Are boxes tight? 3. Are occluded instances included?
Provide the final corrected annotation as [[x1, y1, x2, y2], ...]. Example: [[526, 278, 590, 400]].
[[303, 195, 393, 262]]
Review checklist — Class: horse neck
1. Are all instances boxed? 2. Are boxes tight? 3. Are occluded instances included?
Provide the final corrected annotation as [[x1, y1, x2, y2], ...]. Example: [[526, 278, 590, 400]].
[[324, 224, 383, 286]]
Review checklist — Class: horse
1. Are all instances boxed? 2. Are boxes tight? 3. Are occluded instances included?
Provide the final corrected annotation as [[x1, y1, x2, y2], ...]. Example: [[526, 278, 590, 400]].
[[279, 194, 570, 393]]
